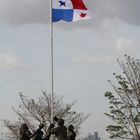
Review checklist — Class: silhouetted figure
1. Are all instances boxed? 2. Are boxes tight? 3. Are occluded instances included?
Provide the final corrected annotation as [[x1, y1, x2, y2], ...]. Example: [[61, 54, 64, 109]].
[[19, 123, 44, 140], [53, 116, 59, 122], [34, 130, 52, 140], [34, 131, 44, 140], [67, 125, 76, 140], [48, 118, 67, 140], [34, 130, 50, 140]]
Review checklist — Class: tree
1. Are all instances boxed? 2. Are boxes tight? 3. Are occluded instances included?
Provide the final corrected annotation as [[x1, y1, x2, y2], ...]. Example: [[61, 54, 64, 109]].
[[2, 91, 90, 140], [105, 55, 140, 140]]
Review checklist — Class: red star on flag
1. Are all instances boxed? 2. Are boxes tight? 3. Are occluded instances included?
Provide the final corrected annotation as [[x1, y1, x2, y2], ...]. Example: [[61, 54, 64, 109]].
[[80, 13, 87, 18]]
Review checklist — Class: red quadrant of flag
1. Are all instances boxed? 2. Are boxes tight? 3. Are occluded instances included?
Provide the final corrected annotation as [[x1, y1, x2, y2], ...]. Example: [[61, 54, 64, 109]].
[[70, 0, 88, 10]]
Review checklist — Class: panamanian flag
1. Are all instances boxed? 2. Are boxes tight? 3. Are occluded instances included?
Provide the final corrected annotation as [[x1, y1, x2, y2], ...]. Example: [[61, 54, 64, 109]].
[[52, 0, 90, 22]]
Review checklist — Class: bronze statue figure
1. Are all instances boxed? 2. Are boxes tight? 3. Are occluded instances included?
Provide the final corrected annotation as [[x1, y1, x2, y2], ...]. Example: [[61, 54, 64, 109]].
[[48, 118, 67, 140], [67, 125, 76, 140]]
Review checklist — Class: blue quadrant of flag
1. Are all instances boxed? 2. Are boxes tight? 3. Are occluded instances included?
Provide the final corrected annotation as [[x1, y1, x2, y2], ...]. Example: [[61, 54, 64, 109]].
[[52, 9, 73, 22]]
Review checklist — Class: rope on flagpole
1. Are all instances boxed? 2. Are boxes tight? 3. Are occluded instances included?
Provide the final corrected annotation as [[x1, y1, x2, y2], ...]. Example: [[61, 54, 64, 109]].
[[50, 0, 54, 123]]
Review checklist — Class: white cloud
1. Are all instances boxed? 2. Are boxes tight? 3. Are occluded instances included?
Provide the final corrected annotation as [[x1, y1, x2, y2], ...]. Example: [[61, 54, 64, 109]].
[[114, 38, 134, 51], [73, 54, 114, 65], [0, 0, 49, 25], [0, 54, 25, 70], [100, 18, 122, 32]]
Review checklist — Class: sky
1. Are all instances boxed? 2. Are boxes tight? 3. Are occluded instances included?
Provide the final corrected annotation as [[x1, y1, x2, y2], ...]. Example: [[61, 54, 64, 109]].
[[0, 0, 140, 139]]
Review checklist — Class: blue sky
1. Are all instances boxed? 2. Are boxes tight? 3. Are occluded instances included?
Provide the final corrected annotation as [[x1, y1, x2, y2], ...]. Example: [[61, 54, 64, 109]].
[[0, 0, 140, 139]]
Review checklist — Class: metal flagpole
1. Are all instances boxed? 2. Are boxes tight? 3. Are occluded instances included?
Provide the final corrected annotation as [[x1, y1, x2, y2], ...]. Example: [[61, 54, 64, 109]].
[[50, 0, 54, 123]]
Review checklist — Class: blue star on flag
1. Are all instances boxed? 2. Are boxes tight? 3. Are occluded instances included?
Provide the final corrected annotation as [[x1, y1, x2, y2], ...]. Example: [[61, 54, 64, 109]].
[[58, 0, 66, 6]]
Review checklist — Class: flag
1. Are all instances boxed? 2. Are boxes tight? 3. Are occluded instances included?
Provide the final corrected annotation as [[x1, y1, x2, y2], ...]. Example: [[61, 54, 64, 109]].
[[52, 0, 90, 22]]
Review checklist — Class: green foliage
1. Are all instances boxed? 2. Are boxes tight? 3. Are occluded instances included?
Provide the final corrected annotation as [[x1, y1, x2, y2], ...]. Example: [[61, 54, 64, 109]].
[[105, 55, 140, 140]]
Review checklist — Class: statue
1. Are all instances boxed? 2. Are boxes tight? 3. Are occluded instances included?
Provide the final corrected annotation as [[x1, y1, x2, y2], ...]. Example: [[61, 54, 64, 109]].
[[33, 130, 52, 140], [67, 125, 76, 140], [19, 123, 44, 140], [48, 117, 67, 140]]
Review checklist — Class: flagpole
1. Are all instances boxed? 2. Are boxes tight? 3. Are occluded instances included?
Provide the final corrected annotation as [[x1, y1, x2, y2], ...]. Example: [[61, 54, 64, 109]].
[[50, 0, 54, 123]]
